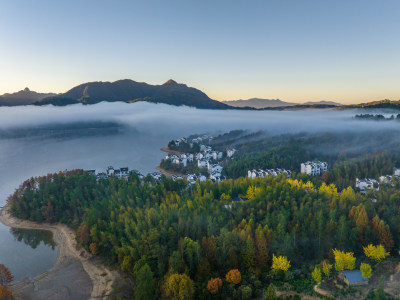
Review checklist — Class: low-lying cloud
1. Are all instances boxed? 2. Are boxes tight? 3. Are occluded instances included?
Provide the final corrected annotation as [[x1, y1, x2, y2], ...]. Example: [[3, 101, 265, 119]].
[[1, 102, 399, 137]]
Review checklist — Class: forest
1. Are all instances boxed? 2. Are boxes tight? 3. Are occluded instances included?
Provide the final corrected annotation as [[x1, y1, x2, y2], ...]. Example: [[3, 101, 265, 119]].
[[7, 164, 400, 299]]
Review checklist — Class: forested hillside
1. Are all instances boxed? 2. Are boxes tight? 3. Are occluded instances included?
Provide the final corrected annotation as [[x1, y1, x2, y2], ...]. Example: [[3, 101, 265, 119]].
[[8, 170, 400, 299]]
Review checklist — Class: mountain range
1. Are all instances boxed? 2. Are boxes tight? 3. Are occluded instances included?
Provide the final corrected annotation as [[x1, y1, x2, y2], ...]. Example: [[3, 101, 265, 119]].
[[1, 80, 398, 110], [34, 79, 229, 109], [222, 98, 342, 109], [0, 88, 57, 106]]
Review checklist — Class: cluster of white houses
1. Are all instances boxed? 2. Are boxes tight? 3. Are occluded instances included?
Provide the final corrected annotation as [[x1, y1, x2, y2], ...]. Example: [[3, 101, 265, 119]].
[[166, 136, 237, 183], [85, 166, 144, 180], [300, 161, 328, 176], [172, 135, 214, 148], [355, 168, 400, 195], [248, 168, 292, 179]]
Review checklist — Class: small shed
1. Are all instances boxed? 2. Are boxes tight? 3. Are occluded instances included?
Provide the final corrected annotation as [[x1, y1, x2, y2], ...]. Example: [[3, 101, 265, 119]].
[[339, 270, 369, 286]]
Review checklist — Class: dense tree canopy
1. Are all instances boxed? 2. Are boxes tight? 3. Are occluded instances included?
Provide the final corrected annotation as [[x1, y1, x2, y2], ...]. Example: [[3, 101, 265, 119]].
[[8, 166, 400, 299]]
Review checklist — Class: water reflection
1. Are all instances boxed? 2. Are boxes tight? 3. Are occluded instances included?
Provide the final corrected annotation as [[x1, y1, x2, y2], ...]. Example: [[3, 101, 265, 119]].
[[10, 228, 56, 250]]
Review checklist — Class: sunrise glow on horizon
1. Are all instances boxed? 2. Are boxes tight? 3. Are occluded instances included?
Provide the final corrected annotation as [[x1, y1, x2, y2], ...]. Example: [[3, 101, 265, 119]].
[[1, 0, 399, 104]]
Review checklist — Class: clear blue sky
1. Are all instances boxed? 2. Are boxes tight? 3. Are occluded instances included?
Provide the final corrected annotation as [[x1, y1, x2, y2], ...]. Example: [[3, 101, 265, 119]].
[[1, 0, 399, 103]]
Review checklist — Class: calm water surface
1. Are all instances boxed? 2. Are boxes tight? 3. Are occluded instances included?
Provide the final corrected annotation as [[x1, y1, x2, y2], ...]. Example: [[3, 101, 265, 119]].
[[0, 122, 168, 281]]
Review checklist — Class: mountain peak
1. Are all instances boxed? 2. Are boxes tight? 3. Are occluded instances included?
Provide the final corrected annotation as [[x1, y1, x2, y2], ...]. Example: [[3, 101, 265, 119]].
[[163, 79, 178, 86], [23, 87, 30, 92]]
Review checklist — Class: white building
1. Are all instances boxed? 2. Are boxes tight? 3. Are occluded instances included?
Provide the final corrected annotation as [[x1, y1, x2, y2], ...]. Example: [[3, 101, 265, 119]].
[[208, 163, 223, 173], [198, 159, 208, 168], [300, 161, 328, 176], [356, 178, 379, 194], [174, 137, 187, 146], [248, 168, 291, 179], [180, 158, 187, 167], [227, 148, 237, 158], [211, 151, 223, 160], [394, 167, 400, 177], [172, 175, 183, 181], [187, 174, 197, 185], [106, 166, 115, 176]]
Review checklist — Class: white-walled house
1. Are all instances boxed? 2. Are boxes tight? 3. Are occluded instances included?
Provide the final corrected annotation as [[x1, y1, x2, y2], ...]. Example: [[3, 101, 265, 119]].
[[208, 164, 223, 173], [195, 153, 203, 160], [248, 168, 291, 179], [211, 151, 223, 160], [394, 167, 400, 177], [300, 161, 328, 176], [187, 154, 194, 162], [227, 148, 237, 158], [106, 166, 115, 176], [172, 175, 183, 181], [180, 158, 187, 167], [356, 178, 379, 194], [198, 159, 208, 168], [379, 175, 393, 185]]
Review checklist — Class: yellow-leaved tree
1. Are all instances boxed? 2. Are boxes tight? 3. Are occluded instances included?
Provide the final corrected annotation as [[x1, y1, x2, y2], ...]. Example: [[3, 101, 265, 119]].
[[321, 261, 333, 278], [245, 186, 261, 200], [363, 244, 389, 261], [332, 249, 356, 271], [163, 273, 194, 300], [311, 266, 322, 282], [271, 254, 291, 272], [360, 263, 372, 279]]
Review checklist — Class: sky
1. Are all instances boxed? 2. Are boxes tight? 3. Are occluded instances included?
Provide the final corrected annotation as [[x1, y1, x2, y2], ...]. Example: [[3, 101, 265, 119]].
[[0, 0, 399, 104]]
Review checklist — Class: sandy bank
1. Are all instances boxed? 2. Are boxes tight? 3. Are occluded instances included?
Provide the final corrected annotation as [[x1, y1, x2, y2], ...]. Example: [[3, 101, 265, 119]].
[[156, 166, 186, 179], [160, 147, 182, 156], [0, 204, 120, 299]]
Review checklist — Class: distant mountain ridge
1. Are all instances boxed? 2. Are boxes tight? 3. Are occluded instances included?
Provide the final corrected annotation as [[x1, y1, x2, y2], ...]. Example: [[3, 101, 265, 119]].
[[341, 99, 400, 110], [36, 79, 229, 109], [222, 98, 342, 108], [0, 88, 57, 106]]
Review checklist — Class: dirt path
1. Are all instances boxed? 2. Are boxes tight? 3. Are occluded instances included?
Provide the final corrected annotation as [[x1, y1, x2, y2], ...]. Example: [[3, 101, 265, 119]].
[[0, 204, 120, 299]]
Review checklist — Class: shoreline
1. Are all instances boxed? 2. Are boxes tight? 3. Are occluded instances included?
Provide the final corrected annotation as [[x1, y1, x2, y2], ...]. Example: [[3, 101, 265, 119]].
[[160, 147, 183, 156], [0, 203, 119, 299], [156, 166, 187, 179]]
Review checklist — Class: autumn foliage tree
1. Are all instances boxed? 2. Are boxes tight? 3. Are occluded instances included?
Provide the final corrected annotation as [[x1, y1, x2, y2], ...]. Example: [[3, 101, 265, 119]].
[[163, 273, 194, 300], [89, 243, 99, 255], [311, 266, 322, 282], [360, 263, 372, 279], [332, 249, 356, 271], [363, 244, 389, 262], [271, 254, 291, 272], [245, 185, 261, 200], [226, 269, 241, 284], [321, 261, 333, 278], [76, 223, 89, 247], [0, 265, 13, 286], [0, 285, 14, 300], [207, 277, 222, 294]]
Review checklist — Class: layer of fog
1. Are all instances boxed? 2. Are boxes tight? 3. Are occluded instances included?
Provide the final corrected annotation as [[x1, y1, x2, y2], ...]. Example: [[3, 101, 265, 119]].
[[1, 101, 399, 135]]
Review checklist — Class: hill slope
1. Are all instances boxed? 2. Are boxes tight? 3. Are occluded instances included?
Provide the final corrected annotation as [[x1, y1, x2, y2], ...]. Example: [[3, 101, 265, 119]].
[[342, 99, 400, 110], [37, 79, 229, 109], [223, 98, 341, 108], [0, 88, 57, 106]]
